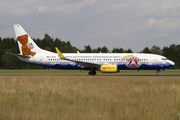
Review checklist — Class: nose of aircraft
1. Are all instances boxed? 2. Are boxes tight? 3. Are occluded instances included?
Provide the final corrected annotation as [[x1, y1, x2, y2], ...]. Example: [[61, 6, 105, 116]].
[[169, 60, 175, 66]]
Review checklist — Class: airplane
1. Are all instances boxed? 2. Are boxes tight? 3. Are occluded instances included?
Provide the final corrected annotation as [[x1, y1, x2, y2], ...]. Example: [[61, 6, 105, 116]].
[[7, 24, 175, 75]]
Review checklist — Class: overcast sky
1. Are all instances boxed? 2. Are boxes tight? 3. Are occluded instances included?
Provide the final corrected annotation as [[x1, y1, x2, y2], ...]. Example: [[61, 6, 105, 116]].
[[0, 0, 180, 52]]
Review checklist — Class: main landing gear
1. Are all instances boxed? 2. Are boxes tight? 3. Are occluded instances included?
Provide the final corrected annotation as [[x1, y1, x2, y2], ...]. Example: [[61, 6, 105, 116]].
[[89, 70, 96, 75]]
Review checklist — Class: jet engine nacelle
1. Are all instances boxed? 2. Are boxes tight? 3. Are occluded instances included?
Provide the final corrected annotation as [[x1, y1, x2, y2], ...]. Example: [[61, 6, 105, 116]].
[[100, 65, 119, 73]]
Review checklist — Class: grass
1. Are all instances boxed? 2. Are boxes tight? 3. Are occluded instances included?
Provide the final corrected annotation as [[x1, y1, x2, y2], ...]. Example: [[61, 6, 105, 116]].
[[0, 70, 180, 119], [0, 75, 180, 120]]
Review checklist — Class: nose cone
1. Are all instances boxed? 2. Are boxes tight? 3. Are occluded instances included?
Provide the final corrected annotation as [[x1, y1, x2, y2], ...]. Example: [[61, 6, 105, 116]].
[[169, 60, 175, 66]]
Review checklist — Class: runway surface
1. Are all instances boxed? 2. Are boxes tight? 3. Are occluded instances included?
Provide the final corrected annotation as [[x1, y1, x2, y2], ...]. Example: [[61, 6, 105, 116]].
[[0, 75, 180, 77]]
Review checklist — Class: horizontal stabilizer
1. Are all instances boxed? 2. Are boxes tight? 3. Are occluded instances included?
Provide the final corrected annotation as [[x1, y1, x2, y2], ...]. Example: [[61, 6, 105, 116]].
[[6, 52, 31, 58]]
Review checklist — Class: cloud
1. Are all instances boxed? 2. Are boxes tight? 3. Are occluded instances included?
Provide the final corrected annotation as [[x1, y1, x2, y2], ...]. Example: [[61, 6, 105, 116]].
[[1, 0, 180, 52], [33, 5, 48, 13], [10, 7, 32, 16], [0, 1, 37, 16], [153, 18, 180, 30], [52, 0, 98, 15], [146, 18, 160, 28], [54, 2, 85, 15]]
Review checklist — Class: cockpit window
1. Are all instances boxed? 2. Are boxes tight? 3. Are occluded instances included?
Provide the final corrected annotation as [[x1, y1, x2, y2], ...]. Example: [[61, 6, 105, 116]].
[[161, 58, 168, 60]]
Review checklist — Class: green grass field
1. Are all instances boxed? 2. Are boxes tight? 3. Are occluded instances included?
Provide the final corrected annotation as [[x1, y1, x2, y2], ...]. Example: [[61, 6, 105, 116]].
[[0, 69, 180, 76], [0, 70, 180, 120]]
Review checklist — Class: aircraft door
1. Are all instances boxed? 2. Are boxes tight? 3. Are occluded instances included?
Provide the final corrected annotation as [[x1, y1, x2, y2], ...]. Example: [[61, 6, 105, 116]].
[[40, 56, 44, 64], [153, 57, 157, 64]]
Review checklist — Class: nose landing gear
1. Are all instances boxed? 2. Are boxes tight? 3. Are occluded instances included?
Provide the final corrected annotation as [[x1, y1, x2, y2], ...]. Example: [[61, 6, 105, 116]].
[[156, 69, 165, 76], [156, 70, 159, 76]]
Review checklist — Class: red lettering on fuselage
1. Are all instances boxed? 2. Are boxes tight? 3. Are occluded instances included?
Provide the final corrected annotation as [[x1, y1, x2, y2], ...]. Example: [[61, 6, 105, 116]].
[[102, 67, 116, 70]]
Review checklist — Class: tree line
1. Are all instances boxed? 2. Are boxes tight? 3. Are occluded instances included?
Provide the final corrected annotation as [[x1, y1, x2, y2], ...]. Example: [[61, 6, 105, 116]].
[[0, 34, 179, 69]]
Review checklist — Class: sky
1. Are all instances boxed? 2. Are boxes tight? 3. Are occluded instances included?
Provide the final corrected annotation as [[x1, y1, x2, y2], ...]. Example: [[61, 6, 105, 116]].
[[0, 0, 180, 52]]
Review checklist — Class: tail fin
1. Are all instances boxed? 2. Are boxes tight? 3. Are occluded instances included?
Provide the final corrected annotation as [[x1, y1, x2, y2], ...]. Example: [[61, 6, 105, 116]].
[[14, 24, 42, 57]]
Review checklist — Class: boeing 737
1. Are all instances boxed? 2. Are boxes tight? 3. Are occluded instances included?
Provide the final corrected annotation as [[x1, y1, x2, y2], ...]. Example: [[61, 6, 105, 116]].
[[7, 24, 175, 75]]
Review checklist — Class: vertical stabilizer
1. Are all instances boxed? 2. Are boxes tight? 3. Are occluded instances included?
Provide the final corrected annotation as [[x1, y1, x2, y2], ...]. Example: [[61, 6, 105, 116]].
[[14, 24, 42, 57]]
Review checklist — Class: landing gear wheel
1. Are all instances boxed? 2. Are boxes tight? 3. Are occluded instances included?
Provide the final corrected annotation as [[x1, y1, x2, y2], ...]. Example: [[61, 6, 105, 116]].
[[156, 71, 159, 76], [88, 71, 96, 75]]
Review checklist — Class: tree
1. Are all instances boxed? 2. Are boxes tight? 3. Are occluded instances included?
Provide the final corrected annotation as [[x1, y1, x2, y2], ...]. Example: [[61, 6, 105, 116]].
[[51, 38, 62, 52], [125, 48, 133, 53], [34, 38, 43, 49], [142, 47, 151, 53], [163, 47, 169, 57], [168, 44, 178, 68], [150, 45, 163, 55], [163, 44, 180, 69], [96, 47, 102, 53], [101, 46, 109, 53], [42, 34, 53, 50], [112, 47, 124, 53], [0, 37, 3, 68], [84, 45, 92, 53]]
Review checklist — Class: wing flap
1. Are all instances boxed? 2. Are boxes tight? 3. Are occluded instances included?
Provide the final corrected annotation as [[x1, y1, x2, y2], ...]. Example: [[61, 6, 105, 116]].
[[70, 60, 101, 68]]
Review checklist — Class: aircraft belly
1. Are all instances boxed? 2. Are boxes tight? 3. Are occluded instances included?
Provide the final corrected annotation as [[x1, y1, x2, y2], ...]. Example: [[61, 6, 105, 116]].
[[31, 60, 172, 70], [43, 61, 84, 70], [117, 63, 165, 70]]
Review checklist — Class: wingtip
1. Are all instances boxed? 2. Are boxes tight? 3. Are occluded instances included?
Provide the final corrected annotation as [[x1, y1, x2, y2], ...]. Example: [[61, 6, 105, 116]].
[[55, 47, 66, 60]]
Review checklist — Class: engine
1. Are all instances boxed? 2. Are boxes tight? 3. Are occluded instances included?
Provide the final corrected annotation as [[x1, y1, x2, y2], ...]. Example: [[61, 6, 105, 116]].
[[100, 65, 119, 73]]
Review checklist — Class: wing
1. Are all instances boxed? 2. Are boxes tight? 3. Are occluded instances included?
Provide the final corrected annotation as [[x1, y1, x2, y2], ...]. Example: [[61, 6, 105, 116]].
[[68, 59, 101, 68], [55, 47, 101, 68]]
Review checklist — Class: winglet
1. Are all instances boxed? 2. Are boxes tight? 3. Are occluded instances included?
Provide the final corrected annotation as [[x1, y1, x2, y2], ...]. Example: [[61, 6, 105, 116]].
[[55, 47, 66, 60], [77, 51, 80, 53]]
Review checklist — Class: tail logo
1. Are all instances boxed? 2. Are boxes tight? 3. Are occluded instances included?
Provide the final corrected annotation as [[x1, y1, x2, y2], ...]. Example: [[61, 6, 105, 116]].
[[17, 34, 36, 57], [27, 43, 34, 49]]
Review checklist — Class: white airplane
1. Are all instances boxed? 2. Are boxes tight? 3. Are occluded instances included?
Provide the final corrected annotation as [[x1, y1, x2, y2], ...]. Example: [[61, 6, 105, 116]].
[[8, 24, 175, 75]]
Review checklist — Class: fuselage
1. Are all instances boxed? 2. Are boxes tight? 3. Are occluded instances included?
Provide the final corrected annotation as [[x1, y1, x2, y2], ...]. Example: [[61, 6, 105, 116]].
[[19, 52, 175, 71]]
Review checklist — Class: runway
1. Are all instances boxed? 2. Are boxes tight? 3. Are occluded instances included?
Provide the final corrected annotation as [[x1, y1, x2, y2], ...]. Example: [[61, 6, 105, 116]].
[[0, 75, 180, 77]]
